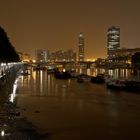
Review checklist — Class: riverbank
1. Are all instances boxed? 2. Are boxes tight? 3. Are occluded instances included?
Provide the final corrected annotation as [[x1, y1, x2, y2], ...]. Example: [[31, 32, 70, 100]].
[[1, 117, 48, 140], [0, 100, 49, 140], [0, 64, 49, 140], [2, 68, 140, 140]]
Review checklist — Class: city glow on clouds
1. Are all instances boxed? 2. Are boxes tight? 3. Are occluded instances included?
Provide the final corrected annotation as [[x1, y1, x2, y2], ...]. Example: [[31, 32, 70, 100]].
[[0, 0, 140, 59]]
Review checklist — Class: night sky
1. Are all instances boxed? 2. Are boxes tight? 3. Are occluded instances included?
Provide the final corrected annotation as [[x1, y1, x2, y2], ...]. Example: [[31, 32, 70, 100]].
[[0, 0, 140, 59]]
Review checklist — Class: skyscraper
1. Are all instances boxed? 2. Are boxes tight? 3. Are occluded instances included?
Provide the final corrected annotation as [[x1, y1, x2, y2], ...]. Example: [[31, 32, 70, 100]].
[[107, 26, 120, 58], [78, 32, 85, 62]]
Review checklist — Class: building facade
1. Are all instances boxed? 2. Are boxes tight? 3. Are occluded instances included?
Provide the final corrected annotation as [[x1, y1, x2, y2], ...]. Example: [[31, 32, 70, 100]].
[[107, 26, 120, 58], [36, 49, 49, 62], [48, 49, 76, 62], [78, 32, 85, 62], [115, 48, 140, 56]]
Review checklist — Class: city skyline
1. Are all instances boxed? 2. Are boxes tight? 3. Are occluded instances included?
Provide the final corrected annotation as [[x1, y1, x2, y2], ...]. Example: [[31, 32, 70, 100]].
[[0, 0, 140, 59]]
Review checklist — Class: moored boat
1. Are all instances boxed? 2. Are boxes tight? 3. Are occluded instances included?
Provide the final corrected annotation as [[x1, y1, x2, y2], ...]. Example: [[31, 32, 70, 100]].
[[77, 74, 91, 83], [106, 78, 140, 92], [91, 74, 105, 83], [106, 79, 126, 90], [54, 70, 71, 79]]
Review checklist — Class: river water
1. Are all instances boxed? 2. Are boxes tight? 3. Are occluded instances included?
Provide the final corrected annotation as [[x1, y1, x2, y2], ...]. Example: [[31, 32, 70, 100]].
[[7, 68, 140, 139]]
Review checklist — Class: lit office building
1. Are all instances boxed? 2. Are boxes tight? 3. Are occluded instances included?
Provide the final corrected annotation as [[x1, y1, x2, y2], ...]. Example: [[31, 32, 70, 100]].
[[65, 49, 77, 62], [78, 32, 85, 62], [48, 49, 76, 62], [36, 49, 49, 62], [107, 26, 120, 58]]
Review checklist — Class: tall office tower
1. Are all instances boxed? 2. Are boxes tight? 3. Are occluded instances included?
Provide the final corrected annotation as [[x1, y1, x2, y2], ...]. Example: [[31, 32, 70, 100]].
[[78, 32, 85, 61], [107, 26, 120, 58]]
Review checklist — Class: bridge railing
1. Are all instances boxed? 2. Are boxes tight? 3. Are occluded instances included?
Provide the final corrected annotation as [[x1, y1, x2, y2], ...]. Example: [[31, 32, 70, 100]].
[[0, 62, 23, 79]]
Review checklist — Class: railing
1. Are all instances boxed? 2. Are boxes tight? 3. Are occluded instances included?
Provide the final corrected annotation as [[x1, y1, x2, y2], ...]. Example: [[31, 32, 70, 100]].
[[0, 62, 23, 80]]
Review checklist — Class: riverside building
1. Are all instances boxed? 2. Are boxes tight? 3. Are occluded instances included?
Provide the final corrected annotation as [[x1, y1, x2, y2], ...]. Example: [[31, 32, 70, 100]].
[[36, 49, 49, 62]]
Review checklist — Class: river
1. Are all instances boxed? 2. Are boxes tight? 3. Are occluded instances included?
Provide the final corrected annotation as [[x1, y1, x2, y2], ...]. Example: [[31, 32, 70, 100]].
[[6, 68, 140, 139], [10, 68, 140, 140]]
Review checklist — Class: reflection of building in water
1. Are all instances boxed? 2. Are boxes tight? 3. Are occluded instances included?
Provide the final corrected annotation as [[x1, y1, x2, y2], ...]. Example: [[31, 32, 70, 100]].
[[40, 71, 43, 93], [108, 68, 130, 79]]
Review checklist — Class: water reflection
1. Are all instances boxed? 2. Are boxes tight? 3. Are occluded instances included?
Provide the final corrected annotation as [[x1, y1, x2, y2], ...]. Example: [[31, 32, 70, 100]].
[[47, 74, 51, 96], [86, 68, 90, 75], [9, 76, 20, 103], [40, 70, 43, 93], [17, 69, 139, 100], [0, 74, 19, 103], [20, 70, 56, 97], [32, 71, 36, 82], [18, 68, 139, 98], [84, 68, 136, 79], [16, 68, 140, 140]]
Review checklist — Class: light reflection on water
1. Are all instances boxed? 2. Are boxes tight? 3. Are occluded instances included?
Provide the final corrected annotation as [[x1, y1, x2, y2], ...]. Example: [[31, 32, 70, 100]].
[[74, 68, 134, 79], [15, 68, 140, 140], [17, 68, 139, 97], [9, 78, 18, 103], [84, 68, 137, 79]]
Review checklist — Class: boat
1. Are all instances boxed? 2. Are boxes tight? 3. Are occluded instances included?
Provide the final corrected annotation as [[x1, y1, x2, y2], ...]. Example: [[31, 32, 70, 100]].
[[20, 69, 30, 76], [54, 70, 71, 79], [77, 74, 91, 83], [33, 66, 46, 71], [106, 79, 140, 92], [91, 74, 105, 83], [106, 79, 126, 90], [47, 68, 55, 74], [69, 70, 79, 78], [124, 80, 140, 92]]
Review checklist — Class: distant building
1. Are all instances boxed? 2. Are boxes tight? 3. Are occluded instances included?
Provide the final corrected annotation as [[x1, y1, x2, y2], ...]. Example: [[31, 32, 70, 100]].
[[36, 49, 49, 62], [18, 52, 31, 62], [107, 26, 120, 58], [66, 49, 77, 62], [78, 32, 85, 62], [48, 49, 76, 62], [115, 48, 140, 56], [106, 48, 140, 67]]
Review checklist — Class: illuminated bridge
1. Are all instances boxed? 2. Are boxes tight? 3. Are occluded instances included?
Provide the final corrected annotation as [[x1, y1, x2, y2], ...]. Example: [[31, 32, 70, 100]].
[[26, 61, 95, 69]]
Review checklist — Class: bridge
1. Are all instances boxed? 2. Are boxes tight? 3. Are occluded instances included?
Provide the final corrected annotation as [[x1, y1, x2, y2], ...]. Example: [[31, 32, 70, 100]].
[[25, 61, 95, 69], [0, 62, 23, 82]]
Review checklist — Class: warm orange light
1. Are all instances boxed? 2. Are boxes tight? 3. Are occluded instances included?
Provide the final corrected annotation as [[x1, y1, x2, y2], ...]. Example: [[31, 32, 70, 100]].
[[32, 59, 36, 63], [22, 59, 30, 62], [86, 58, 96, 62], [127, 60, 131, 64]]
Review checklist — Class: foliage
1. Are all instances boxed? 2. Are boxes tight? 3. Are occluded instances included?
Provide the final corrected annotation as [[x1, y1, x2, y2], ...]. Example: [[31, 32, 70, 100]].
[[0, 26, 20, 62], [131, 52, 140, 69]]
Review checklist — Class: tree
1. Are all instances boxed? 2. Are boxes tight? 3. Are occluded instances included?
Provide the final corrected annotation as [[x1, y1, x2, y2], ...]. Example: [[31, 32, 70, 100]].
[[131, 52, 140, 69], [0, 26, 20, 62]]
